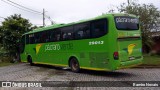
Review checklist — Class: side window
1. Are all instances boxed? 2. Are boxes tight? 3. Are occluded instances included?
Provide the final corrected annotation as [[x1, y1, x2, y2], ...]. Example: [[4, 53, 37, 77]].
[[26, 34, 29, 44], [40, 31, 47, 43], [29, 34, 35, 44], [61, 26, 74, 41], [74, 23, 90, 39], [34, 32, 40, 43], [48, 30, 55, 42], [91, 19, 107, 38], [45, 31, 50, 42], [54, 29, 61, 41], [34, 30, 53, 43]]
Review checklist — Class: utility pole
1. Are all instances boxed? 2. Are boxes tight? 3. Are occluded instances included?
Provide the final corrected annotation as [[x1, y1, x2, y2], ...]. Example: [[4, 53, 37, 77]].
[[127, 0, 130, 6], [43, 8, 45, 27], [48, 16, 54, 25], [42, 9, 55, 26], [127, 0, 132, 6]]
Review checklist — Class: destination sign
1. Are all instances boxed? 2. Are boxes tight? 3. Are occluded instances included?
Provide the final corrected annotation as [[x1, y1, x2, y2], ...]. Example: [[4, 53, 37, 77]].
[[115, 17, 139, 24]]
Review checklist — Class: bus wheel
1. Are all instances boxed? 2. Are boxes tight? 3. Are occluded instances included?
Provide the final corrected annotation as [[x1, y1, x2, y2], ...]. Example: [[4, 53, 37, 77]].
[[70, 58, 80, 73], [28, 56, 34, 66]]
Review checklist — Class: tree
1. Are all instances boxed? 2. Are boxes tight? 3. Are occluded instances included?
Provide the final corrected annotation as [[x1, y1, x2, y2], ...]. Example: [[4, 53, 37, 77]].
[[117, 1, 160, 53], [0, 26, 3, 44], [1, 14, 32, 60]]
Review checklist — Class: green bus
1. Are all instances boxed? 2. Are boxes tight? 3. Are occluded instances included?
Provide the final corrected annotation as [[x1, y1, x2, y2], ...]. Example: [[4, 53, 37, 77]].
[[20, 13, 143, 72]]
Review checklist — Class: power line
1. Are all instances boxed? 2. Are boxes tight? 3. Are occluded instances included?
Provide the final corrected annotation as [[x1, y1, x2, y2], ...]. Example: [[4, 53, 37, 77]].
[[127, 0, 130, 6], [47, 16, 56, 24], [1, 0, 42, 15], [1, 0, 55, 25], [6, 0, 42, 14]]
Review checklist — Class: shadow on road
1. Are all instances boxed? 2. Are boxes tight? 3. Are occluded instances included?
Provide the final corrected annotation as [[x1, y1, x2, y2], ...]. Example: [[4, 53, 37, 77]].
[[27, 63, 136, 78], [79, 69, 135, 78], [31, 63, 64, 70]]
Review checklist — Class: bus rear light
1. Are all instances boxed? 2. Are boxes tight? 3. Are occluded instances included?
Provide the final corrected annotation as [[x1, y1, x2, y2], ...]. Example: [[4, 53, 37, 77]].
[[113, 52, 119, 60]]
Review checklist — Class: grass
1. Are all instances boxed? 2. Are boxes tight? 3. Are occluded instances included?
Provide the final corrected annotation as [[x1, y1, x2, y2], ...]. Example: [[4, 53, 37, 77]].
[[0, 56, 18, 67], [0, 62, 14, 67], [141, 54, 160, 66]]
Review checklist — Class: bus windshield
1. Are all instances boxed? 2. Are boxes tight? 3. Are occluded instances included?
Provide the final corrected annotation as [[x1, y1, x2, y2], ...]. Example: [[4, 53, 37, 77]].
[[114, 16, 139, 30]]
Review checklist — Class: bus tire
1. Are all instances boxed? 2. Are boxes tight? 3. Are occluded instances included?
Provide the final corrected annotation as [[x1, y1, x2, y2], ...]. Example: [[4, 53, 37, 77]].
[[28, 56, 34, 66], [70, 58, 80, 73]]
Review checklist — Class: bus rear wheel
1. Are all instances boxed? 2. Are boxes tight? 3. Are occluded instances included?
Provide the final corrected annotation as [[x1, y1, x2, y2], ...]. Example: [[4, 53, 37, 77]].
[[70, 58, 80, 73]]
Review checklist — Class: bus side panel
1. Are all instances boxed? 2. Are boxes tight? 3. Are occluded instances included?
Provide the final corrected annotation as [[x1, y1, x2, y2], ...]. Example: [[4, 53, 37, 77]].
[[107, 16, 120, 70], [69, 37, 111, 70]]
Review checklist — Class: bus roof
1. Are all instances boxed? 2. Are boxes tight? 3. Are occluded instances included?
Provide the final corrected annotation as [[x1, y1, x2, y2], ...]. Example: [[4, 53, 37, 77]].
[[24, 13, 138, 35]]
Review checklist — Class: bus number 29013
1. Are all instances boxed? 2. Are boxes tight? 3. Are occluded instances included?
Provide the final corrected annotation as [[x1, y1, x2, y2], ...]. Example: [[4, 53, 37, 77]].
[[89, 41, 104, 45]]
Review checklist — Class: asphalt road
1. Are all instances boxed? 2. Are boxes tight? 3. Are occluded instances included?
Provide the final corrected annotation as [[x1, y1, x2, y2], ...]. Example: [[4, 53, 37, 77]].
[[0, 63, 160, 90]]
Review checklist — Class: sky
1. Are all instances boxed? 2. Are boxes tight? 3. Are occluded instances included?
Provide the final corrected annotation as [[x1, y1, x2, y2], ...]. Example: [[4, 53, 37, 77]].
[[0, 0, 160, 26]]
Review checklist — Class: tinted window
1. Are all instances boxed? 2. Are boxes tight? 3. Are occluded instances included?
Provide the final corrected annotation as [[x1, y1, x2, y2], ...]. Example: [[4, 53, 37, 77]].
[[29, 34, 35, 44], [61, 26, 74, 40], [40, 31, 47, 43], [28, 30, 55, 44], [34, 32, 40, 43], [91, 19, 107, 38], [74, 23, 90, 39], [26, 34, 29, 44], [47, 30, 54, 42], [54, 29, 61, 41], [45, 31, 50, 42], [115, 16, 139, 30]]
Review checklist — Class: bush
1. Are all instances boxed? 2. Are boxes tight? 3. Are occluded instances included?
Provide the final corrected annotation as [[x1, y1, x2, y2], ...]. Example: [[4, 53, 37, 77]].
[[0, 56, 13, 63]]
